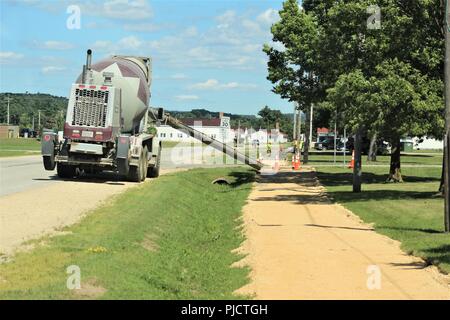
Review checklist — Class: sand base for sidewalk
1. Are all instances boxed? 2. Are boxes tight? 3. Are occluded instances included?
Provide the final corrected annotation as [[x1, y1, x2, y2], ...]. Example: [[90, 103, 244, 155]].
[[236, 168, 450, 300]]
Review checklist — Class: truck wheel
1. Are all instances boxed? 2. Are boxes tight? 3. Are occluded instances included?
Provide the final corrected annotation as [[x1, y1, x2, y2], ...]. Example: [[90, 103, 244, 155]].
[[147, 144, 161, 178], [57, 163, 76, 179], [43, 156, 56, 170], [128, 152, 143, 182]]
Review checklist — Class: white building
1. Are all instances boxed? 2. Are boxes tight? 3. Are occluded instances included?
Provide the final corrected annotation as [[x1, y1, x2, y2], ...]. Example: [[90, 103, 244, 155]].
[[412, 136, 443, 150], [156, 116, 234, 143], [156, 111, 288, 145]]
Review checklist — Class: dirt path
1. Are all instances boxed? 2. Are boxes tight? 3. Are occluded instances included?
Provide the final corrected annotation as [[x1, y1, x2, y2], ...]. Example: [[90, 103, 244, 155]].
[[236, 168, 450, 300], [0, 168, 183, 256]]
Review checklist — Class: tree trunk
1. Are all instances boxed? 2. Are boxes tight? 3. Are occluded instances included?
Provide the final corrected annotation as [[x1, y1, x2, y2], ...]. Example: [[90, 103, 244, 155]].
[[353, 128, 363, 193], [303, 107, 310, 163], [367, 132, 377, 162], [387, 137, 403, 182], [440, 150, 445, 193]]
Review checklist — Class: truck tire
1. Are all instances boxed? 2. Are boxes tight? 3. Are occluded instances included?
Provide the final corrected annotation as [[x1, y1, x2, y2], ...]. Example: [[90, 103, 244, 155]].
[[43, 156, 56, 170], [128, 151, 143, 182], [147, 144, 161, 178], [57, 163, 76, 179]]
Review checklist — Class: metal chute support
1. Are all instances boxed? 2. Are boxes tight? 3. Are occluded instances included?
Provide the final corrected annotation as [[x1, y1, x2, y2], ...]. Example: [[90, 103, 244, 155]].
[[150, 108, 263, 171]]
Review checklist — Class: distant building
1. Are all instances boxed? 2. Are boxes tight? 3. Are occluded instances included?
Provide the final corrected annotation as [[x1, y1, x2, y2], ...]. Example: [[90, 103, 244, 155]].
[[246, 128, 287, 144], [316, 127, 333, 141], [156, 113, 287, 144], [156, 113, 233, 143], [0, 125, 20, 138], [412, 137, 443, 150]]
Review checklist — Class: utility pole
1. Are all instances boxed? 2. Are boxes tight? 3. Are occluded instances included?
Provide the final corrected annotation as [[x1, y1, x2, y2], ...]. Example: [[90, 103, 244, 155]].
[[293, 102, 298, 140], [296, 109, 301, 142], [38, 110, 41, 128], [444, 0, 450, 232], [309, 104, 313, 146], [343, 127, 347, 166], [353, 127, 363, 193], [334, 114, 337, 165], [6, 96, 10, 125]]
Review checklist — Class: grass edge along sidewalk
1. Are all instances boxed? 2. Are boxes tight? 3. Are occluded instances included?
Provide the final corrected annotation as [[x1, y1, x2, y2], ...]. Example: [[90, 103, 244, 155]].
[[0, 167, 255, 299], [315, 166, 450, 275]]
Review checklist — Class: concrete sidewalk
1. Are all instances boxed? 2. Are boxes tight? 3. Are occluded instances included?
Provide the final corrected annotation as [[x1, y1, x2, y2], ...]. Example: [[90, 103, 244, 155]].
[[236, 168, 450, 299]]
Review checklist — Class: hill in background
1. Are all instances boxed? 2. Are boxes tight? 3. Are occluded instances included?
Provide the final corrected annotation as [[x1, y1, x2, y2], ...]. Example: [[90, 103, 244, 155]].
[[0, 93, 295, 137]]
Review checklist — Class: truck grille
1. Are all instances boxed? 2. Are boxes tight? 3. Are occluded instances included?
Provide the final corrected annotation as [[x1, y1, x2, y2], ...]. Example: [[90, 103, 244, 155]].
[[72, 89, 109, 127]]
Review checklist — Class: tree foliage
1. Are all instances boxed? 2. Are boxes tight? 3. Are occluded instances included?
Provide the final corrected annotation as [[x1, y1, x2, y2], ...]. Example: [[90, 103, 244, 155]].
[[265, 0, 445, 181]]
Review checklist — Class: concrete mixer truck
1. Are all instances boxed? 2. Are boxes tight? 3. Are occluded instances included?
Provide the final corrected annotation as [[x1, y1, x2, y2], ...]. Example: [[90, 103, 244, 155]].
[[41, 49, 263, 182], [41, 49, 162, 182]]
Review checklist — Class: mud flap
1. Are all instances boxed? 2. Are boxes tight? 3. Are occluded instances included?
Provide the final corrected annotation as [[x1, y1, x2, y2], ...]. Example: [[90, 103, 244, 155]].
[[117, 135, 130, 176], [41, 132, 57, 170]]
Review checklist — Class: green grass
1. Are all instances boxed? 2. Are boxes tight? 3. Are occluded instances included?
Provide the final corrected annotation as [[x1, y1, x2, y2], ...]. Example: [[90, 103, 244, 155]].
[[315, 165, 450, 274], [305, 151, 442, 166], [0, 138, 40, 157], [0, 167, 255, 299]]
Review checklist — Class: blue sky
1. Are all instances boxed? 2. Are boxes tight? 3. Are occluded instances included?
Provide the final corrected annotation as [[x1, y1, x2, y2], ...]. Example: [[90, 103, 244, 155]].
[[0, 0, 295, 115]]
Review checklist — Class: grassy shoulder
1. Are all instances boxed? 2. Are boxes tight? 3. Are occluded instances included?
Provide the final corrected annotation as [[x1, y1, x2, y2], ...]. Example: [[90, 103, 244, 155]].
[[315, 166, 450, 274], [0, 138, 40, 157], [0, 167, 255, 299], [306, 152, 442, 166]]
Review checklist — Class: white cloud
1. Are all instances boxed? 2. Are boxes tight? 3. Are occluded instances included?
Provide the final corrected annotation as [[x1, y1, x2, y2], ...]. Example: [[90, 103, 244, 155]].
[[86, 8, 277, 71], [36, 40, 74, 50], [41, 66, 67, 74], [102, 0, 152, 20], [190, 79, 257, 90], [0, 51, 24, 64], [14, 0, 153, 21], [216, 10, 236, 27], [91, 40, 114, 52], [123, 23, 161, 32], [183, 26, 198, 37], [190, 79, 219, 89], [117, 36, 142, 50], [175, 95, 199, 101], [242, 19, 261, 34], [257, 8, 280, 25]]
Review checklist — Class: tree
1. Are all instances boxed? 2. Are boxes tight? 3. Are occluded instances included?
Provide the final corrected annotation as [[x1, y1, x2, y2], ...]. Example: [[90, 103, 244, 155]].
[[370, 59, 444, 182], [258, 106, 293, 140], [327, 60, 444, 182], [258, 106, 282, 128], [263, 0, 321, 162]]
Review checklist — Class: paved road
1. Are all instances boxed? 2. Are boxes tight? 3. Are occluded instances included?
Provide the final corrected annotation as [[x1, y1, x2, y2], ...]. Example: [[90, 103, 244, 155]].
[[0, 147, 243, 197], [0, 156, 59, 197]]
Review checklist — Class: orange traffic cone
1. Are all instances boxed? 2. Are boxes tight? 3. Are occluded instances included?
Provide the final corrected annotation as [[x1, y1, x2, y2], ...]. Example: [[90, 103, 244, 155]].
[[294, 153, 300, 170], [273, 154, 280, 172], [348, 150, 355, 169]]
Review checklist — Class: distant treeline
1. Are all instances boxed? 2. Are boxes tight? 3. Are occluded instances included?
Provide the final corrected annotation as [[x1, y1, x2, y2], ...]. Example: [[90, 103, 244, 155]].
[[0, 93, 68, 131], [0, 93, 296, 138], [168, 108, 297, 138]]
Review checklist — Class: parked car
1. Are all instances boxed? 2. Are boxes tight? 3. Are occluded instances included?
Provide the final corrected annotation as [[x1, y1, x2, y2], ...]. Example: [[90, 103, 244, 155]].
[[20, 128, 37, 138], [315, 138, 341, 151], [336, 137, 389, 155]]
